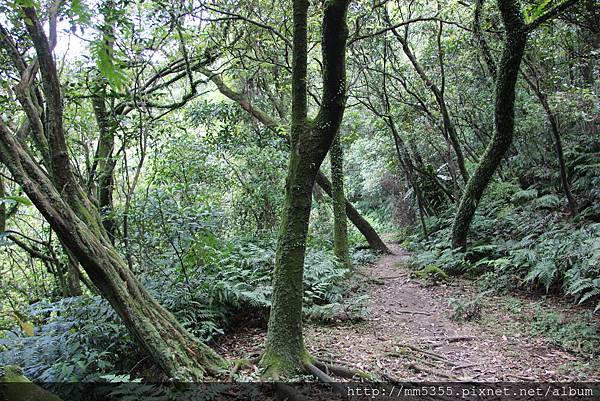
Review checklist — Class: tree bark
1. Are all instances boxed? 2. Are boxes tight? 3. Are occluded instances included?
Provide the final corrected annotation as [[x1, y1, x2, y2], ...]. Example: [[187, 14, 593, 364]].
[[91, 91, 117, 241], [451, 0, 527, 250], [261, 0, 350, 376], [0, 121, 225, 380], [330, 134, 351, 268], [0, 176, 5, 232], [0, 5, 225, 380]]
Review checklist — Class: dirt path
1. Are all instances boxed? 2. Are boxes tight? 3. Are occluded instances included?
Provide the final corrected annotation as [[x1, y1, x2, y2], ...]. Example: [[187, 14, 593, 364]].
[[216, 243, 599, 381]]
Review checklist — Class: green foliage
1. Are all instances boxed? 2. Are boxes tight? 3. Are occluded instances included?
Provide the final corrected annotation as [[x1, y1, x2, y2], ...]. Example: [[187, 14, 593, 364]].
[[511, 188, 538, 205], [530, 309, 600, 356], [92, 39, 127, 90], [523, 0, 553, 24], [448, 293, 486, 323], [413, 264, 450, 283], [408, 176, 600, 312], [449, 291, 493, 323], [0, 297, 132, 387], [0, 196, 32, 206]]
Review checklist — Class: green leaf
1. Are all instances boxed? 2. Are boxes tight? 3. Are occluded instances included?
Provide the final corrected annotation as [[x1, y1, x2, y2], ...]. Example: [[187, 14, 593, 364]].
[[92, 39, 127, 90], [524, 0, 553, 24]]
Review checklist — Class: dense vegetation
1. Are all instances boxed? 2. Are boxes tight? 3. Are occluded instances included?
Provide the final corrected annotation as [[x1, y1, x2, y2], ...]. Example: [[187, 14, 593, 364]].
[[0, 0, 598, 397]]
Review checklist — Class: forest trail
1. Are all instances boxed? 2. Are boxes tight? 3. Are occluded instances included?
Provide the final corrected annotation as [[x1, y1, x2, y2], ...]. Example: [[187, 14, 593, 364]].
[[217, 244, 599, 381]]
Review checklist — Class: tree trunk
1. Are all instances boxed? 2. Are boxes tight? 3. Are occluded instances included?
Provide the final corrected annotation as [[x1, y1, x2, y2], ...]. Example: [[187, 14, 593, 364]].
[[1, 366, 63, 401], [91, 94, 117, 241], [65, 249, 83, 296], [0, 124, 226, 380], [261, 0, 350, 376], [330, 134, 351, 268], [451, 0, 527, 250], [0, 176, 5, 232], [0, 5, 225, 380]]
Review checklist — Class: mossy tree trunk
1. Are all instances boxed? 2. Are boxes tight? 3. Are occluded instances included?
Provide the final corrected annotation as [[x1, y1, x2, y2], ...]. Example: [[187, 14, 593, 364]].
[[330, 134, 352, 268], [1, 366, 63, 401], [451, 0, 527, 250], [261, 0, 350, 376], [91, 91, 117, 241], [0, 175, 5, 232], [0, 5, 225, 380], [451, 0, 579, 250]]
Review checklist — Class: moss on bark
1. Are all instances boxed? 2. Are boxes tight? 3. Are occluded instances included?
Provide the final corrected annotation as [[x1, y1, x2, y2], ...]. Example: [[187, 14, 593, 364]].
[[331, 134, 351, 268], [451, 0, 527, 251], [261, 0, 350, 377]]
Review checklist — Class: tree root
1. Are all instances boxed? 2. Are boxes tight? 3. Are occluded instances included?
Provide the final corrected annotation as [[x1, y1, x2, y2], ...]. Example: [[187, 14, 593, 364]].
[[395, 310, 431, 316], [407, 363, 461, 380], [304, 362, 348, 397], [398, 344, 452, 364], [427, 335, 475, 343], [228, 358, 255, 381], [313, 359, 375, 380]]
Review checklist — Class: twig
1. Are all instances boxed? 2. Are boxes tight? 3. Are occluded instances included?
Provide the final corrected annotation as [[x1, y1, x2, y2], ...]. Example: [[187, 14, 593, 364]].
[[451, 363, 481, 371], [396, 310, 431, 316], [426, 335, 475, 343], [400, 344, 448, 361]]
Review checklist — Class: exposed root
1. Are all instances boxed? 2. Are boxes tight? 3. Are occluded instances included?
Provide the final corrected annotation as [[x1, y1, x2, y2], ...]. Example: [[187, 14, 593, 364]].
[[313, 359, 375, 380], [303, 362, 347, 397], [395, 310, 431, 316], [399, 344, 450, 363], [407, 362, 462, 380], [228, 358, 253, 381], [427, 335, 475, 343]]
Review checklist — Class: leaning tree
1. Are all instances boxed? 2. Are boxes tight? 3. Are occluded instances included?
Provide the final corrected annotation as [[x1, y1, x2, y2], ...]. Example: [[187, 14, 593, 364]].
[[0, 3, 225, 381]]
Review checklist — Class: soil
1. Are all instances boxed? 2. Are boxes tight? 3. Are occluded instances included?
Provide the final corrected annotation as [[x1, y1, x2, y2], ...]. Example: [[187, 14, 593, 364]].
[[215, 243, 600, 381]]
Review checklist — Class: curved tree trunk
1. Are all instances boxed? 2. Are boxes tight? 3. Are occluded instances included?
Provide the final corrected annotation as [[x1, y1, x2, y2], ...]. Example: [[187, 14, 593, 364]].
[[261, 0, 350, 376], [451, 0, 527, 250], [522, 70, 577, 214], [387, 16, 469, 184], [0, 123, 226, 381], [330, 134, 352, 268], [0, 5, 225, 380]]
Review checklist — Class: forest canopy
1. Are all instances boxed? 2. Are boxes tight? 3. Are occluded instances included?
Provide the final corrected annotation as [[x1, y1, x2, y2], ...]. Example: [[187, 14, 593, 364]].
[[0, 0, 599, 398]]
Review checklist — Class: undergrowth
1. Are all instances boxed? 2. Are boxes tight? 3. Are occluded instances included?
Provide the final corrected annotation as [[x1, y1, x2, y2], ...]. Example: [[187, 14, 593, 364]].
[[0, 238, 373, 382], [404, 175, 600, 312]]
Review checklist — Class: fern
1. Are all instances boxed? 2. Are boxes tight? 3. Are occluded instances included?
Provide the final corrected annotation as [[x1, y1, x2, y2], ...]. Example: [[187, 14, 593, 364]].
[[525, 260, 557, 292]]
